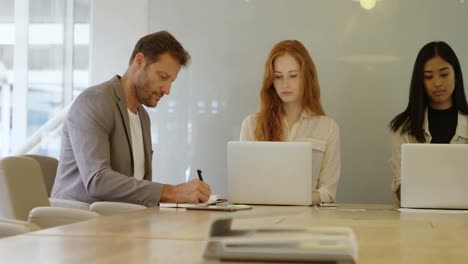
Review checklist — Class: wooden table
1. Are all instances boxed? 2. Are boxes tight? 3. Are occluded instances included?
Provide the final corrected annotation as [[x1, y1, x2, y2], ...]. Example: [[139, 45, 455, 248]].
[[1, 204, 468, 263]]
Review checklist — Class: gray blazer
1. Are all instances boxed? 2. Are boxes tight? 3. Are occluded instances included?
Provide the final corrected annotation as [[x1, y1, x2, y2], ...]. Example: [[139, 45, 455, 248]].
[[51, 75, 163, 207]]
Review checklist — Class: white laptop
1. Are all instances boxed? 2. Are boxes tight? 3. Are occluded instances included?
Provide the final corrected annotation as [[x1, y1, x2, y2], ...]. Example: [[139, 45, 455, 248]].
[[228, 141, 314, 205], [400, 143, 468, 209]]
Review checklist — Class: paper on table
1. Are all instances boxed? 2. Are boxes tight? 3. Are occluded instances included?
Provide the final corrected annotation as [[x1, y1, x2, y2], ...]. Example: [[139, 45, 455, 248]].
[[160, 194, 227, 208], [186, 204, 253, 211], [398, 208, 468, 214], [206, 194, 227, 204]]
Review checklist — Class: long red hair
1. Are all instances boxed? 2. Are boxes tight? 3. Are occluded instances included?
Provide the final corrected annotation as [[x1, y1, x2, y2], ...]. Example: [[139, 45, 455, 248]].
[[254, 40, 325, 141]]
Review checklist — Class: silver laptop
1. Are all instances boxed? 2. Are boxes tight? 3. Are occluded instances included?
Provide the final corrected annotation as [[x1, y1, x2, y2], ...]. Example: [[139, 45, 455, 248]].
[[400, 143, 468, 209], [228, 141, 314, 205]]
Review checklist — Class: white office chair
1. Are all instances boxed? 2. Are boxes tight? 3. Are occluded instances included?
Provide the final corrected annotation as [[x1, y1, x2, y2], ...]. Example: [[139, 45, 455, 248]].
[[20, 155, 147, 215], [0, 218, 39, 239], [0, 156, 99, 229], [15, 155, 89, 210], [21, 154, 58, 197]]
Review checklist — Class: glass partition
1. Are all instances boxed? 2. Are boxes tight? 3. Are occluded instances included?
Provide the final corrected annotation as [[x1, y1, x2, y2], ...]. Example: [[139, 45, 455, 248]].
[[147, 0, 468, 203]]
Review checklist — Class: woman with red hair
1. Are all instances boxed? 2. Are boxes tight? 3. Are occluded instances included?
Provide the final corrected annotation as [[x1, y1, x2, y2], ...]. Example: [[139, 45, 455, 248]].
[[240, 40, 341, 205]]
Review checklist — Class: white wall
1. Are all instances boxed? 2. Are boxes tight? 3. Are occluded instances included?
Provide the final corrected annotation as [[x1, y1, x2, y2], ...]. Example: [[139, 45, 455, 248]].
[[90, 0, 148, 85], [91, 0, 468, 204]]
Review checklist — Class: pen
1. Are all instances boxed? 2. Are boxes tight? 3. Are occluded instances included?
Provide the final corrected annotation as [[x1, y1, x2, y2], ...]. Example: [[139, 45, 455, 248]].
[[197, 169, 204, 181]]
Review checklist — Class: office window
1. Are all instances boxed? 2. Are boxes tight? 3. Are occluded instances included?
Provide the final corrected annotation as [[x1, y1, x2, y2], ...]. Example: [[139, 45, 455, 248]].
[[0, 0, 14, 156], [73, 0, 90, 95], [0, 0, 90, 157]]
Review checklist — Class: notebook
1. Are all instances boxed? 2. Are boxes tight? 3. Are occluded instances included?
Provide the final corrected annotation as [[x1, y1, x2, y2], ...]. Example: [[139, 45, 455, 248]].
[[159, 195, 227, 208], [186, 204, 252, 211], [400, 143, 468, 209], [228, 141, 314, 205]]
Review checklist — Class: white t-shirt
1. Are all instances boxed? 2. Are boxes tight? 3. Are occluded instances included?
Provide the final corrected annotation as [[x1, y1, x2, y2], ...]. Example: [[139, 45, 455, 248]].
[[127, 109, 145, 181]]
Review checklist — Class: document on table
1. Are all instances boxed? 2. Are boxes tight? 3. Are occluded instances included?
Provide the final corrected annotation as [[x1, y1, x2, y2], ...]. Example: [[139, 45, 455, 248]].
[[159, 195, 228, 208], [186, 204, 253, 211]]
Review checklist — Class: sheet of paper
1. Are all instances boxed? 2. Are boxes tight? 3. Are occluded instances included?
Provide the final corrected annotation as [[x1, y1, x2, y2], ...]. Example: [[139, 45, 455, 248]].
[[186, 204, 253, 211], [160, 194, 226, 208]]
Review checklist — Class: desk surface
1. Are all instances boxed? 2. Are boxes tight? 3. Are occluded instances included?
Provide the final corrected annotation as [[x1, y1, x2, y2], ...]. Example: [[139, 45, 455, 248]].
[[1, 204, 468, 264]]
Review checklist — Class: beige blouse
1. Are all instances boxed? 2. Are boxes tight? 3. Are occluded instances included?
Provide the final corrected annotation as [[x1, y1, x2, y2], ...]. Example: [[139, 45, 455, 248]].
[[390, 109, 468, 198], [240, 111, 341, 204]]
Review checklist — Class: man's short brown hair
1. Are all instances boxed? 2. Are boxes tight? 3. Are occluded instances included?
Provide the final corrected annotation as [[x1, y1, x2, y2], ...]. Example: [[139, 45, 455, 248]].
[[129, 31, 190, 66]]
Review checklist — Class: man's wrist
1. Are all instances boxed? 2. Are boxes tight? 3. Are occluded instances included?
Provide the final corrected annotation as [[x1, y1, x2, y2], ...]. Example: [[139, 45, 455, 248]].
[[160, 184, 175, 202]]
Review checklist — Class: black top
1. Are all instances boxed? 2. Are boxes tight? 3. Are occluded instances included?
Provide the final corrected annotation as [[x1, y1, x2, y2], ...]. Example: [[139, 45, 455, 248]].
[[428, 106, 458, 143]]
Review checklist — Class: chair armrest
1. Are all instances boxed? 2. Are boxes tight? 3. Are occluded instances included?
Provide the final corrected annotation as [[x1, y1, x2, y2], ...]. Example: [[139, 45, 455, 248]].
[[0, 218, 40, 238], [90, 202, 147, 216], [28, 207, 99, 229], [49, 198, 90, 210]]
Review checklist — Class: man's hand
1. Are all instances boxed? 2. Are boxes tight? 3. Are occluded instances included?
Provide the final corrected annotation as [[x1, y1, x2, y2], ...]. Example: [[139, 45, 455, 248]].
[[160, 179, 211, 203]]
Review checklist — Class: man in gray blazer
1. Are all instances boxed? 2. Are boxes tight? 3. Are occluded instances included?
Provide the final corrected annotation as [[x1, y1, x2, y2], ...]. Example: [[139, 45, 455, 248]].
[[51, 31, 211, 207]]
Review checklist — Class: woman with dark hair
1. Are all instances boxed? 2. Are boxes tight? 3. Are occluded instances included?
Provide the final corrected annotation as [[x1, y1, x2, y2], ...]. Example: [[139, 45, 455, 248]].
[[240, 40, 340, 205], [389, 41, 468, 201]]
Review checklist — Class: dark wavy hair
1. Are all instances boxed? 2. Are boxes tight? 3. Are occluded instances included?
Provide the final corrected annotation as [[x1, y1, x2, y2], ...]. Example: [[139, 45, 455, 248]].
[[129, 31, 190, 66], [389, 41, 468, 142]]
